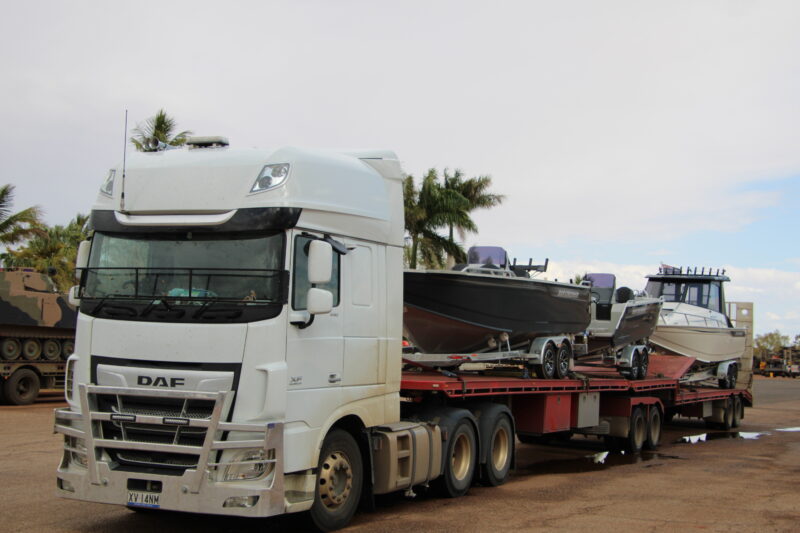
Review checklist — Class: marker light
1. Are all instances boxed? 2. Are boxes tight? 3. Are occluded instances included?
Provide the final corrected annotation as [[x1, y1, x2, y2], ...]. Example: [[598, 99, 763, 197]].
[[100, 169, 115, 196], [250, 164, 290, 193]]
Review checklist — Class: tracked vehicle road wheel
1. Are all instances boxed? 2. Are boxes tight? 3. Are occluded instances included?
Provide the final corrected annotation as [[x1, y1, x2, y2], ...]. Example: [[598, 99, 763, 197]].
[[1, 338, 21, 360], [62, 340, 75, 359], [22, 339, 42, 361], [309, 429, 363, 532], [43, 339, 61, 361]]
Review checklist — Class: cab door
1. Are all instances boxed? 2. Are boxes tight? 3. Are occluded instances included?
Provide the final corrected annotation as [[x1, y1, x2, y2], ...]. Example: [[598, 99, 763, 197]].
[[285, 231, 344, 391]]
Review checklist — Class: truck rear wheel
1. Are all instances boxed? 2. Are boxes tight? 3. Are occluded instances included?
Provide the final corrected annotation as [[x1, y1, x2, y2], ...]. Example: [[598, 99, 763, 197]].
[[1, 338, 21, 360], [482, 414, 512, 486], [22, 339, 42, 361], [3, 368, 40, 405], [644, 407, 661, 450], [627, 407, 646, 453], [437, 418, 477, 497], [43, 339, 62, 361], [309, 429, 363, 532]]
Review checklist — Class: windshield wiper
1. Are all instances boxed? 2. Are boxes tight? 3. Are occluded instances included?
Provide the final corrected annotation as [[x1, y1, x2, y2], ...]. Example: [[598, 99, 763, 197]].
[[140, 297, 172, 318]]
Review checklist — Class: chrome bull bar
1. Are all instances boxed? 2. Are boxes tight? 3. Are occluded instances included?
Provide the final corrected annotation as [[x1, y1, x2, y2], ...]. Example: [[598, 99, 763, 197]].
[[54, 384, 283, 500]]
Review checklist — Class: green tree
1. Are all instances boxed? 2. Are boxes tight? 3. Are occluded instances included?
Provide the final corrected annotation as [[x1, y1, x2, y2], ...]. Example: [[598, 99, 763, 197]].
[[442, 169, 504, 243], [2, 214, 89, 292], [754, 330, 790, 360], [404, 170, 475, 269], [130, 109, 192, 152], [0, 184, 42, 245]]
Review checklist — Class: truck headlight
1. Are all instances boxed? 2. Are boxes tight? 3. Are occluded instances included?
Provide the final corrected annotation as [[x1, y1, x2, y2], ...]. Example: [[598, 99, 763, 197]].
[[250, 164, 290, 193], [221, 448, 276, 482]]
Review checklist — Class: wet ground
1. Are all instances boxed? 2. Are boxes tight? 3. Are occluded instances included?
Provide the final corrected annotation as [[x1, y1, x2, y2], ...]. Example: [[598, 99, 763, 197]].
[[1, 377, 798, 532]]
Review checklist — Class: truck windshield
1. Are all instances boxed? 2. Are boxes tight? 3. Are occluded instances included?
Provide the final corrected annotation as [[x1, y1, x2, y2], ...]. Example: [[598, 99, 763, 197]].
[[80, 232, 287, 323]]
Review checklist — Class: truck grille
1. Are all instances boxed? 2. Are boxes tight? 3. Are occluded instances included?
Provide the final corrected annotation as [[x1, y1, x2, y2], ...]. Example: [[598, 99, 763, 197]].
[[95, 393, 219, 472]]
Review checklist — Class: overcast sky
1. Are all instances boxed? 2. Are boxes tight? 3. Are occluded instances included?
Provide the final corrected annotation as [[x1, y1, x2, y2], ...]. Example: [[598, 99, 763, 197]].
[[1, 1, 798, 337]]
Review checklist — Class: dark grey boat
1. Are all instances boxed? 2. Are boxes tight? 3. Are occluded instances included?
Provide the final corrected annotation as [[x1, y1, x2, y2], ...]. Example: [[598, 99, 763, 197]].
[[403, 247, 591, 354]]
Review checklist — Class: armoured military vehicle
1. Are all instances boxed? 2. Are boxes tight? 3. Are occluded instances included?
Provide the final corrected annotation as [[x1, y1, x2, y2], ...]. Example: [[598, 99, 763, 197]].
[[0, 269, 77, 405]]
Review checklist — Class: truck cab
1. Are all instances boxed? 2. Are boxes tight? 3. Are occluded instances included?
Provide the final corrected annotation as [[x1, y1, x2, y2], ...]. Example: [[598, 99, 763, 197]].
[[55, 141, 405, 527]]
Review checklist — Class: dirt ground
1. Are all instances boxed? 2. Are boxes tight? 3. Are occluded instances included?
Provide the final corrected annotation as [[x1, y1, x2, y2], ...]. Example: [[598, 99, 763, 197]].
[[1, 376, 798, 532]]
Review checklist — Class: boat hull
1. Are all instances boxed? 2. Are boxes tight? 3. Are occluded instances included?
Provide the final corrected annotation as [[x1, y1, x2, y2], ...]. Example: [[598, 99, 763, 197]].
[[403, 270, 591, 354], [587, 299, 662, 354], [650, 325, 747, 363]]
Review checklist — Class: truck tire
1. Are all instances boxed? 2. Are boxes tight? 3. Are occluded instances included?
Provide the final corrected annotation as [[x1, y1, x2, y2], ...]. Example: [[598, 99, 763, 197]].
[[534, 343, 557, 379], [644, 406, 662, 450], [437, 418, 477, 498], [732, 395, 743, 428], [627, 407, 646, 453], [1, 338, 21, 360], [482, 414, 513, 486], [309, 429, 363, 532], [555, 344, 571, 380], [3, 368, 40, 405], [43, 339, 62, 361], [715, 397, 734, 430], [22, 339, 42, 361]]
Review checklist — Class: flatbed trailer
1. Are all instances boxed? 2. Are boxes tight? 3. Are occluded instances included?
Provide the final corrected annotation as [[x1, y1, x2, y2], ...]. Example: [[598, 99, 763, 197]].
[[399, 354, 751, 452]]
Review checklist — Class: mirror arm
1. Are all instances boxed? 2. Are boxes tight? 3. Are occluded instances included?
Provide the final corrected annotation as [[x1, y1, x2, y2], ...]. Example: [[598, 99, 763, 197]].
[[291, 314, 315, 329]]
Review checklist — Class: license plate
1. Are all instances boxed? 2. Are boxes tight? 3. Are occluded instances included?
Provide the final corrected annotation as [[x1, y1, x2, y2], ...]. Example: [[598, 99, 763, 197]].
[[127, 490, 160, 508]]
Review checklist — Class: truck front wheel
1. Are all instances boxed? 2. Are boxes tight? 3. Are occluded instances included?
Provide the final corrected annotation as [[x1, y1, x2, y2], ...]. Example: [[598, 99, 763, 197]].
[[309, 429, 363, 532]]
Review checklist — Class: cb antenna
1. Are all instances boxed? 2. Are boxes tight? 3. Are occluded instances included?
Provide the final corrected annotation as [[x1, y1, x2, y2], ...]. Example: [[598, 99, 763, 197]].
[[120, 109, 128, 213]]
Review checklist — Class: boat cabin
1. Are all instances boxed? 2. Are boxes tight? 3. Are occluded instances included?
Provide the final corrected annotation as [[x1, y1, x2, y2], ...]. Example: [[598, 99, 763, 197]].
[[645, 267, 730, 315], [585, 273, 634, 321]]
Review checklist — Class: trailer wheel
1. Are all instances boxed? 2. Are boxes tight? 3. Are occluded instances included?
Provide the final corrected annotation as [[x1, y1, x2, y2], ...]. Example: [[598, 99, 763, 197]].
[[555, 343, 572, 380], [3, 368, 40, 405], [309, 429, 363, 532], [629, 351, 641, 380], [718, 364, 737, 389], [627, 407, 646, 453], [43, 339, 62, 361], [62, 340, 75, 359], [732, 395, 743, 428], [534, 343, 557, 379], [482, 414, 513, 486], [644, 407, 662, 450], [437, 418, 477, 498], [22, 339, 42, 361], [638, 349, 649, 380], [1, 338, 21, 360]]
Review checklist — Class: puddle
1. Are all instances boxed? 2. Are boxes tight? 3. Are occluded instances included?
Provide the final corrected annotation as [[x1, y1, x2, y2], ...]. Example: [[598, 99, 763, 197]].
[[776, 427, 800, 432], [518, 450, 683, 475], [678, 431, 769, 444]]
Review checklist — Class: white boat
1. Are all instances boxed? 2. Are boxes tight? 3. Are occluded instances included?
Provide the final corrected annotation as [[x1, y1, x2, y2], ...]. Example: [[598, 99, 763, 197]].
[[645, 267, 746, 364]]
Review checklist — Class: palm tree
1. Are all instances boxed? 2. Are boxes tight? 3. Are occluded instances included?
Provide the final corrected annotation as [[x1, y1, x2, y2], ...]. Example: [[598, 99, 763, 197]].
[[442, 169, 504, 243], [404, 170, 476, 269], [2, 213, 89, 292], [130, 109, 192, 152], [0, 184, 42, 245]]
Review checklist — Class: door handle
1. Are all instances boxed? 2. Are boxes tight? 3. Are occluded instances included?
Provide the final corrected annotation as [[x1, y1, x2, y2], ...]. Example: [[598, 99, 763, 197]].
[[328, 373, 341, 383]]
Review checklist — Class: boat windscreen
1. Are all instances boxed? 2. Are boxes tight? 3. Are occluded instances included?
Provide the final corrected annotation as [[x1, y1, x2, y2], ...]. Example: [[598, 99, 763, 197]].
[[585, 273, 615, 288], [467, 246, 508, 267]]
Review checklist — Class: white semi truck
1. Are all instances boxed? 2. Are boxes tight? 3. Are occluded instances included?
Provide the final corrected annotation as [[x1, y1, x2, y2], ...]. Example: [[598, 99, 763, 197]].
[[55, 138, 751, 530]]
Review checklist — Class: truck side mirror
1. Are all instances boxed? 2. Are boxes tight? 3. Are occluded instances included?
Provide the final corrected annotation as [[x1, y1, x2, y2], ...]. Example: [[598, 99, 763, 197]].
[[308, 240, 332, 284], [307, 287, 333, 315], [68, 285, 81, 307], [75, 240, 91, 281]]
